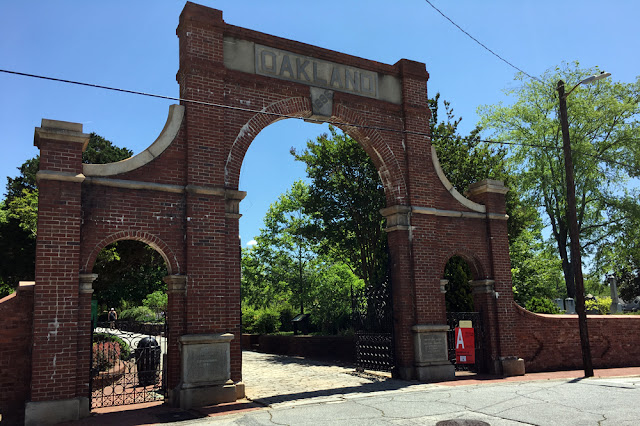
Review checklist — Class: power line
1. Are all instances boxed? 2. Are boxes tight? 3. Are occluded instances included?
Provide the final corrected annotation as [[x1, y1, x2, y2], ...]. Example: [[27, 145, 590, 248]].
[[0, 68, 552, 147], [2, 68, 637, 172], [423, 0, 543, 84]]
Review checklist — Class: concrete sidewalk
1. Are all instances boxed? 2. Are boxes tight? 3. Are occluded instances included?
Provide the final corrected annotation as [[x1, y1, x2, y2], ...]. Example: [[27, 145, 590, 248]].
[[63, 351, 640, 425]]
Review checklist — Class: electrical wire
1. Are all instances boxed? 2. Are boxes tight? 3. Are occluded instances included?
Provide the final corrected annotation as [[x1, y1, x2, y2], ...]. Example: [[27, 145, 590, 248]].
[[2, 68, 637, 172], [423, 0, 543, 84], [0, 68, 554, 147]]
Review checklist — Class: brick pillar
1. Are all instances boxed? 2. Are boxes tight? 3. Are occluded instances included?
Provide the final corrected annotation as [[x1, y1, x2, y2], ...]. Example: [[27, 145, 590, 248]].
[[467, 180, 524, 376], [225, 190, 245, 391], [164, 275, 186, 395], [26, 120, 90, 425], [173, 5, 241, 407], [76, 274, 97, 399], [381, 206, 416, 380]]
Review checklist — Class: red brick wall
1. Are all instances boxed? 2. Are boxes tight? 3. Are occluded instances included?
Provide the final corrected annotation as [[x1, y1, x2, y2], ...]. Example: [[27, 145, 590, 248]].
[[0, 283, 34, 425], [514, 303, 640, 372]]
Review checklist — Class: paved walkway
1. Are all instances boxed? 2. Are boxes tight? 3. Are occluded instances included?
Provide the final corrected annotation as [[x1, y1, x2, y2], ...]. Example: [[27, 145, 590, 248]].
[[64, 351, 640, 425]]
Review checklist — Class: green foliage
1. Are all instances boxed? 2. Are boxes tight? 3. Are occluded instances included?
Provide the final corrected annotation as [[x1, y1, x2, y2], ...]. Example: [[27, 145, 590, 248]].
[[241, 305, 281, 334], [82, 133, 133, 165], [92, 240, 167, 310], [119, 306, 156, 322], [291, 127, 388, 288], [510, 228, 566, 305], [525, 297, 561, 314], [479, 62, 640, 299], [1, 133, 132, 292], [429, 93, 537, 247], [307, 261, 364, 334], [618, 272, 640, 302], [585, 296, 612, 314], [444, 256, 473, 312], [143, 290, 167, 316], [0, 278, 15, 298]]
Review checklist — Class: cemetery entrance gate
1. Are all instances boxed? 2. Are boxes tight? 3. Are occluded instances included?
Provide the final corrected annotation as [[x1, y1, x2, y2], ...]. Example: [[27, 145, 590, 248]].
[[24, 3, 523, 423]]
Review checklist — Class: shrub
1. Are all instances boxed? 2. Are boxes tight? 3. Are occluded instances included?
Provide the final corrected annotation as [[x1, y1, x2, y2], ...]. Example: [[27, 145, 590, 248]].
[[93, 332, 131, 360], [586, 297, 612, 315], [119, 306, 156, 322], [143, 290, 167, 316], [525, 297, 560, 314], [242, 305, 281, 334]]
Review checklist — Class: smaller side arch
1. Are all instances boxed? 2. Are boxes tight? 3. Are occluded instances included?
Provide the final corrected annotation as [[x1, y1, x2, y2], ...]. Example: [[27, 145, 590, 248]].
[[82, 231, 180, 275], [439, 248, 487, 281]]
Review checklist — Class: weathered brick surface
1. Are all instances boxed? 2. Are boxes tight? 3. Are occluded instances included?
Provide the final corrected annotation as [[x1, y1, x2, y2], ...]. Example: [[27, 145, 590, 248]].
[[514, 304, 640, 372], [0, 284, 34, 425]]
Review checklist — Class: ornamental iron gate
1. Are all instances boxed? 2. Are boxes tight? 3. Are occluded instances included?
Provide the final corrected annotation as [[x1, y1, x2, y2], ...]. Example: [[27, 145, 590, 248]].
[[446, 311, 484, 372], [90, 320, 167, 408], [352, 280, 394, 372]]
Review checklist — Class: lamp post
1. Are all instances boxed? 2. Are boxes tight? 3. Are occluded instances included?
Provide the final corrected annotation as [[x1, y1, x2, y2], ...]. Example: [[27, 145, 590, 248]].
[[556, 71, 610, 378]]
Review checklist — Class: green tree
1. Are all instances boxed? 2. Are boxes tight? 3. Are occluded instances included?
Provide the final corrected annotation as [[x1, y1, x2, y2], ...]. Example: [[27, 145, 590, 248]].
[[429, 93, 537, 245], [291, 127, 388, 288], [0, 133, 132, 296], [443, 256, 473, 313], [246, 181, 317, 314], [92, 240, 167, 310], [479, 62, 640, 299], [142, 290, 168, 317]]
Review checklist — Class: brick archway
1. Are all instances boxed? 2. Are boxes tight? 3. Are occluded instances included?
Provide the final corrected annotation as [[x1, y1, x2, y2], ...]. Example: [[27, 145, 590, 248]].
[[25, 3, 521, 422], [82, 230, 181, 275]]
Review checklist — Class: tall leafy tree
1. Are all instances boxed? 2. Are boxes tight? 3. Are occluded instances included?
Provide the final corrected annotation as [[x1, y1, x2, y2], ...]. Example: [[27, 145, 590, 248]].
[[479, 62, 640, 299], [242, 181, 364, 332], [246, 181, 318, 314], [291, 127, 388, 288]]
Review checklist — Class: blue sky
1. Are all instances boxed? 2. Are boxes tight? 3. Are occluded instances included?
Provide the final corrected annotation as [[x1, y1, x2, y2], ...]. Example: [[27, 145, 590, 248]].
[[1, 0, 638, 246]]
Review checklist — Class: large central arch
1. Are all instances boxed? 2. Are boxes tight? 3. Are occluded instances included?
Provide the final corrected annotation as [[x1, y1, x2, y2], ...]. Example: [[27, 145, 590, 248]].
[[26, 3, 522, 421]]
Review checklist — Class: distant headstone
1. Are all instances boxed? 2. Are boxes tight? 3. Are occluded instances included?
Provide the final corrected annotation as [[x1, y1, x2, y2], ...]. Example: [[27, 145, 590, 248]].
[[554, 298, 564, 312], [565, 298, 576, 314]]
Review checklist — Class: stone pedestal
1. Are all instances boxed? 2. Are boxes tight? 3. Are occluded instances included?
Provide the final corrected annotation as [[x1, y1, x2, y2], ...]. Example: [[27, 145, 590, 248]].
[[412, 325, 455, 382], [500, 357, 526, 376], [25, 397, 89, 426], [171, 333, 237, 410]]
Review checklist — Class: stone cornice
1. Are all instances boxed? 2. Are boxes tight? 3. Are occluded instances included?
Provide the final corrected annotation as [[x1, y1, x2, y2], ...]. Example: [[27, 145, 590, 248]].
[[34, 119, 90, 149], [467, 179, 509, 196], [36, 170, 86, 183]]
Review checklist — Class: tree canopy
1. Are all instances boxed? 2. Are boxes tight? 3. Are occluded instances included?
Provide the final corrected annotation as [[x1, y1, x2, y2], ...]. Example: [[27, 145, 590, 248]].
[[290, 126, 388, 288], [479, 62, 640, 299]]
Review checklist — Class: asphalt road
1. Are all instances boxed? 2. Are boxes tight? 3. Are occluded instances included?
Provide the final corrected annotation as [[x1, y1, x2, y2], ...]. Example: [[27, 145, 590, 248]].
[[182, 375, 640, 425]]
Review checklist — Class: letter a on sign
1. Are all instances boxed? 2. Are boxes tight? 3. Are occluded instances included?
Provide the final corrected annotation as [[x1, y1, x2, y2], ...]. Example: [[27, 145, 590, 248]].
[[454, 327, 475, 364], [456, 328, 465, 349]]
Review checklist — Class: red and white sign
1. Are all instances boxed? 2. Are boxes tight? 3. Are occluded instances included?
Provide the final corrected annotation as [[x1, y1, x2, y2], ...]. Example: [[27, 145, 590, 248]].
[[455, 327, 475, 364]]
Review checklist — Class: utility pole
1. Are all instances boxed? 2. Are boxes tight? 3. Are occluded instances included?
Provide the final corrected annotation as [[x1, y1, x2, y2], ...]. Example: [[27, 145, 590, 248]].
[[557, 79, 594, 377]]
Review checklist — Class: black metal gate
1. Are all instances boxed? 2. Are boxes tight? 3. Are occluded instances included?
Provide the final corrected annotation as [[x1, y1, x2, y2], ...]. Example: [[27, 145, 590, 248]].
[[352, 280, 394, 372], [90, 320, 167, 408], [446, 312, 483, 372]]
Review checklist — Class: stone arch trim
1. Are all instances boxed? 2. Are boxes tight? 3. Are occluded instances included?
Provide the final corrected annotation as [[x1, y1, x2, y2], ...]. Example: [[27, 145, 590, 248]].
[[83, 105, 185, 177], [82, 230, 180, 275], [224, 97, 313, 187], [333, 103, 408, 205], [224, 97, 409, 205], [431, 145, 485, 213], [439, 248, 487, 281]]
